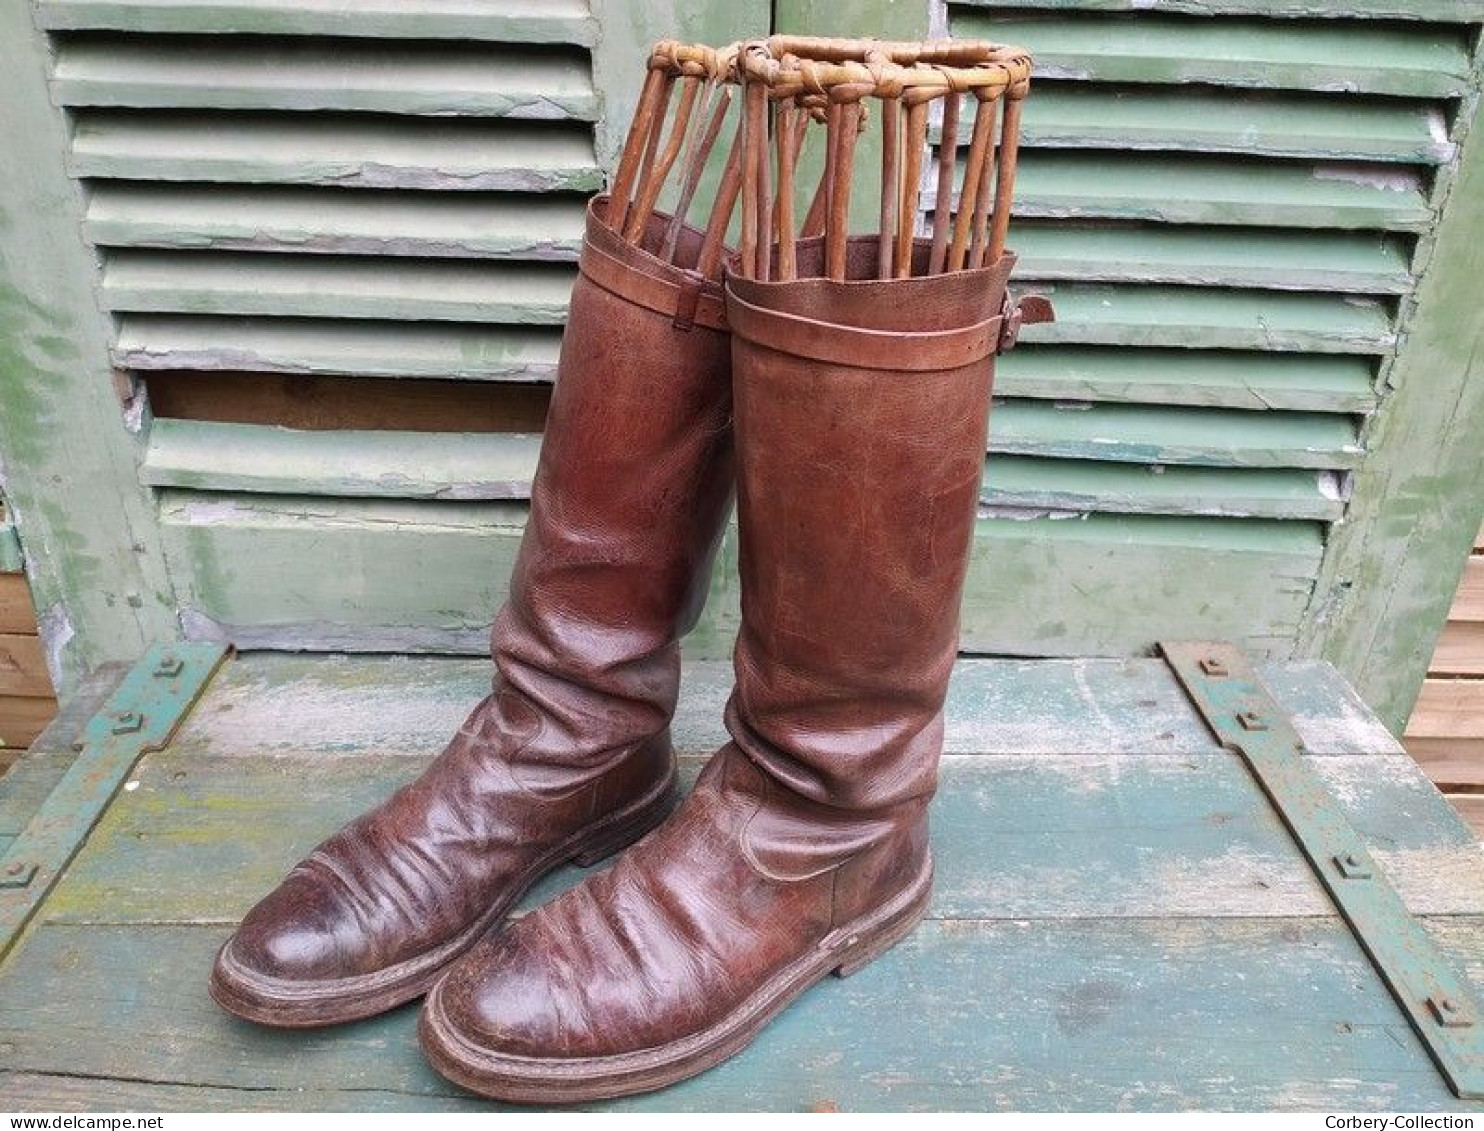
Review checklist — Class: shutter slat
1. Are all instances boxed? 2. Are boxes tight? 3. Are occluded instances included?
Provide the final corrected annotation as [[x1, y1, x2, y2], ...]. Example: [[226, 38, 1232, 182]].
[[101, 251, 575, 323], [1018, 283, 1393, 354], [52, 36, 599, 119], [86, 184, 586, 260], [36, 0, 596, 44], [991, 401, 1362, 469], [952, 12, 1472, 97], [142, 420, 1342, 520], [999, 348, 1376, 412], [1011, 222, 1411, 294], [1001, 152, 1431, 231], [1010, 86, 1453, 164], [985, 456, 1341, 520], [115, 315, 562, 380], [71, 112, 602, 192]]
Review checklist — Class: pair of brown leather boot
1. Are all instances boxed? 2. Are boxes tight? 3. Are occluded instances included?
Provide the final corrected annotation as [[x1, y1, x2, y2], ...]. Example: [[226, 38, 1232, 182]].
[[210, 195, 1035, 1103]]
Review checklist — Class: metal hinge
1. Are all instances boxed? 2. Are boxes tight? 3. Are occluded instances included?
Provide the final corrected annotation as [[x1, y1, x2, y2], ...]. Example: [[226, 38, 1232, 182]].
[[1162, 641, 1484, 1101]]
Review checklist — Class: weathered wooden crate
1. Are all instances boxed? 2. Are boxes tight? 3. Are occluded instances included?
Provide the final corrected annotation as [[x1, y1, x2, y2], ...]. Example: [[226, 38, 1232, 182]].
[[0, 648, 1482, 1111]]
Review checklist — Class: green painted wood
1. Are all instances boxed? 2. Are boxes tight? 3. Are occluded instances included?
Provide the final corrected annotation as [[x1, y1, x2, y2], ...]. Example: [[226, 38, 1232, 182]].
[[45, 748, 1482, 926], [985, 458, 1342, 521], [993, 402, 1362, 469], [115, 316, 562, 382], [1299, 89, 1484, 731], [152, 654, 1402, 766], [1017, 284, 1393, 355], [2, 917, 1480, 1110], [0, 522, 20, 575], [954, 12, 1474, 98], [85, 184, 586, 261], [0, 4, 178, 693], [999, 348, 1378, 413], [1011, 222, 1412, 294], [949, 0, 1484, 18], [139, 416, 1355, 506], [51, 38, 599, 120], [1011, 86, 1455, 165], [101, 253, 575, 324], [154, 490, 1323, 658], [71, 112, 603, 193], [1004, 152, 1432, 231], [37, 0, 598, 44]]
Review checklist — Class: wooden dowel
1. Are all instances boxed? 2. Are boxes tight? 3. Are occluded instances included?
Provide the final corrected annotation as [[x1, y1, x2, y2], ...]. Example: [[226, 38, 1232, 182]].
[[826, 101, 860, 281], [775, 101, 799, 281], [609, 67, 667, 234], [877, 95, 900, 280], [967, 94, 1000, 270], [662, 83, 732, 263], [624, 74, 700, 245], [697, 121, 744, 279], [623, 73, 673, 238], [928, 93, 959, 274], [895, 100, 927, 279], [754, 87, 773, 281], [739, 80, 761, 280], [946, 94, 993, 272], [988, 96, 1024, 263], [801, 99, 840, 241]]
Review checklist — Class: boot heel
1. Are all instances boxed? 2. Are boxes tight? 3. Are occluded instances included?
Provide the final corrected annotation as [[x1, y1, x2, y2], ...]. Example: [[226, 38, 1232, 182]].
[[571, 779, 679, 868], [831, 871, 933, 979]]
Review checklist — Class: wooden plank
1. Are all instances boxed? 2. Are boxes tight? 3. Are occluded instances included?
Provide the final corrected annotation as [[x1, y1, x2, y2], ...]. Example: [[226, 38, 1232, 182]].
[[992, 401, 1363, 469], [144, 372, 552, 433], [1408, 679, 1484, 740], [1005, 151, 1432, 232], [1, 917, 1481, 1110], [36, 0, 597, 44], [156, 654, 1402, 765], [0, 576, 36, 636], [1406, 737, 1484, 789], [70, 111, 602, 193], [101, 252, 575, 324], [952, 12, 1474, 98], [51, 39, 599, 120], [1000, 348, 1377, 413], [85, 184, 586, 261], [1011, 221, 1412, 294], [138, 420, 1355, 505], [1452, 557, 1484, 622], [949, 0, 1484, 18], [115, 317, 563, 382], [1013, 86, 1455, 164], [1018, 283, 1393, 355], [0, 635, 51, 698], [1432, 622, 1484, 676], [1303, 87, 1484, 729], [155, 491, 1325, 659], [45, 749, 1483, 926], [0, 698, 55, 752], [0, 6, 178, 693], [1449, 795, 1484, 838]]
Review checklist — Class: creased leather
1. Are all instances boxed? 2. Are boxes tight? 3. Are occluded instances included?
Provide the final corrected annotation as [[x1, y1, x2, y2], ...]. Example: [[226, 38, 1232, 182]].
[[422, 235, 1037, 1083], [210, 197, 735, 1019]]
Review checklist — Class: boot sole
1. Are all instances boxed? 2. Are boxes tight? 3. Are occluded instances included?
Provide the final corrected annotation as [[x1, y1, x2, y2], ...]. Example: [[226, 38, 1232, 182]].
[[418, 849, 934, 1103], [208, 768, 681, 1029]]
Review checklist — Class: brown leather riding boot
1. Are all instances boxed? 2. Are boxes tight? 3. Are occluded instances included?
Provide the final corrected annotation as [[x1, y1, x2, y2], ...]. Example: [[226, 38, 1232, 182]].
[[209, 197, 735, 1027], [419, 237, 1045, 1101]]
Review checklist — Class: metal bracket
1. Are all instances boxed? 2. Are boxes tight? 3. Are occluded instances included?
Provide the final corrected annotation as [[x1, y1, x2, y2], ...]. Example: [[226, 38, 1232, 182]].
[[1162, 641, 1484, 1101], [0, 642, 231, 962]]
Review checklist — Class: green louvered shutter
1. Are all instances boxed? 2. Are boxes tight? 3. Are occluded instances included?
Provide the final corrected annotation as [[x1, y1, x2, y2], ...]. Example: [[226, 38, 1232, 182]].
[[929, 0, 1477, 656], [26, 0, 760, 654]]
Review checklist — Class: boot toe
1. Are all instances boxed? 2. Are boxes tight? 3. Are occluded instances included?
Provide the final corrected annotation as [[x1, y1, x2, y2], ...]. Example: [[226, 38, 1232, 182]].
[[431, 935, 584, 1061], [218, 868, 357, 988]]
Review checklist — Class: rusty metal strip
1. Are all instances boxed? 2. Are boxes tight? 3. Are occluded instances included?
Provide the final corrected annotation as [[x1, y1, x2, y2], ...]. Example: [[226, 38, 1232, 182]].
[[0, 642, 231, 962], [1162, 640, 1484, 1100]]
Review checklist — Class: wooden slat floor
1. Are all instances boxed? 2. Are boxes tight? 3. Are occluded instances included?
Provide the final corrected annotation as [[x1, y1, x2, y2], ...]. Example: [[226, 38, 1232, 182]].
[[1, 653, 1483, 1112]]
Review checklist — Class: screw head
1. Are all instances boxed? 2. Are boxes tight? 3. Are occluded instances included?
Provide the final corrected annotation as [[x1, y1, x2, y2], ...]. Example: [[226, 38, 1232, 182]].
[[111, 710, 145, 735], [1199, 656, 1229, 678], [153, 655, 184, 678], [4, 862, 22, 877], [1236, 710, 1269, 732]]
